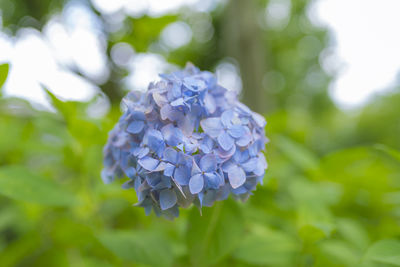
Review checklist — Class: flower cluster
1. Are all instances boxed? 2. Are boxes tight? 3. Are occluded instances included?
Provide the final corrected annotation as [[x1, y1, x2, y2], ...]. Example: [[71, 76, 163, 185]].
[[102, 64, 268, 219]]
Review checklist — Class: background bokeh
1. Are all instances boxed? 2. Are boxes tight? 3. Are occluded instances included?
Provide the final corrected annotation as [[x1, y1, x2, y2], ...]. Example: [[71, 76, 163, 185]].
[[0, 0, 400, 266]]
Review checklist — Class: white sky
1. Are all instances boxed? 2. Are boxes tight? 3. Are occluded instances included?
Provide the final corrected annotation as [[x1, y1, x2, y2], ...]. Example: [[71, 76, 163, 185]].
[[0, 0, 399, 110], [310, 0, 400, 108]]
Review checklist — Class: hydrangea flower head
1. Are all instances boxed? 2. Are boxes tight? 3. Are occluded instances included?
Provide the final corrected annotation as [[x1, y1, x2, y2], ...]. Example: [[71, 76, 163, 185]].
[[102, 63, 268, 219]]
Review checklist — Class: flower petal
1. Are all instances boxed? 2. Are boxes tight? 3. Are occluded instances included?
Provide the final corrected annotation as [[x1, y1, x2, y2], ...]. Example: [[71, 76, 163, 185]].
[[200, 118, 222, 138], [171, 97, 185, 107], [222, 160, 236, 173], [152, 92, 168, 107], [127, 121, 145, 134], [204, 172, 221, 189], [252, 112, 266, 127], [228, 165, 246, 189], [177, 115, 195, 136], [183, 77, 206, 91], [241, 158, 258, 173], [124, 167, 137, 179], [218, 131, 234, 151], [199, 135, 214, 154], [160, 104, 180, 121], [163, 147, 178, 163], [236, 133, 252, 147], [159, 189, 177, 210], [216, 145, 236, 160], [146, 129, 165, 155], [204, 92, 216, 114], [199, 154, 217, 172], [228, 124, 245, 138], [221, 110, 234, 127], [174, 166, 191, 185], [162, 124, 184, 147], [163, 163, 175, 177], [134, 147, 149, 159], [189, 174, 204, 194], [138, 157, 160, 171]]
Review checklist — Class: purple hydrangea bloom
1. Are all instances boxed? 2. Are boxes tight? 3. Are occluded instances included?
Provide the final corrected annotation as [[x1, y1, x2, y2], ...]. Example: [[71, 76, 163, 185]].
[[102, 63, 268, 219]]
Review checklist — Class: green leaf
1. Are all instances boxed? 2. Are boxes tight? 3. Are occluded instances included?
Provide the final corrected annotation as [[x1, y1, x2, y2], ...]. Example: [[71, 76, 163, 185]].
[[123, 16, 177, 52], [320, 147, 399, 210], [275, 135, 319, 171], [43, 86, 77, 119], [288, 179, 337, 243], [234, 227, 300, 266], [318, 240, 360, 266], [0, 231, 41, 267], [0, 165, 77, 206], [363, 239, 400, 266], [297, 205, 335, 243], [98, 230, 174, 267], [337, 218, 370, 250], [0, 63, 10, 92], [373, 144, 400, 163], [186, 199, 244, 266]]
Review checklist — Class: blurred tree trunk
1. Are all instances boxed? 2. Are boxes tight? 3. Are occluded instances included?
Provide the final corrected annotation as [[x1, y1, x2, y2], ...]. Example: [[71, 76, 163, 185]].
[[220, 0, 267, 114]]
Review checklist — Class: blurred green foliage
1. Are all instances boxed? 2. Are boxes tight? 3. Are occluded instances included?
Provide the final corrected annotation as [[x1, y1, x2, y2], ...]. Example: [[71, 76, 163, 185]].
[[1, 0, 400, 266]]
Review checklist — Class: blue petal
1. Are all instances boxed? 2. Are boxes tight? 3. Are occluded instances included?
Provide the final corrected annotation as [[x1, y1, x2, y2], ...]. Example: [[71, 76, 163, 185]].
[[221, 110, 234, 127], [152, 92, 168, 107], [121, 179, 135, 189], [236, 102, 252, 115], [241, 158, 258, 173], [153, 162, 167, 172], [170, 83, 182, 99], [189, 174, 204, 194], [191, 160, 202, 176], [160, 104, 180, 121], [159, 189, 177, 210], [101, 169, 114, 184], [144, 205, 152, 216], [254, 154, 268, 176], [252, 112, 266, 127], [199, 154, 217, 172], [228, 124, 245, 138], [162, 124, 184, 146], [183, 77, 206, 91], [163, 163, 176, 177], [146, 129, 165, 156], [178, 153, 193, 168], [202, 190, 217, 207], [146, 173, 162, 187], [216, 145, 236, 160], [131, 110, 146, 121], [134, 146, 149, 159], [199, 135, 214, 154], [200, 118, 222, 138], [228, 165, 246, 189], [204, 172, 221, 189], [138, 157, 160, 171], [171, 97, 185, 107], [216, 184, 230, 201], [233, 149, 249, 163], [177, 143, 184, 151], [124, 167, 137, 179], [222, 160, 236, 173], [218, 131, 234, 151], [177, 115, 195, 136], [163, 147, 178, 163], [174, 166, 191, 185], [204, 92, 216, 114], [127, 121, 145, 134], [236, 133, 252, 147], [232, 185, 248, 195]]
